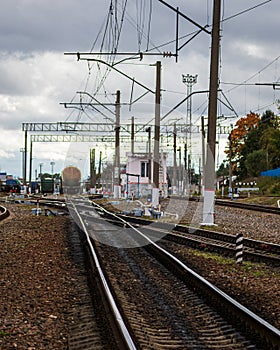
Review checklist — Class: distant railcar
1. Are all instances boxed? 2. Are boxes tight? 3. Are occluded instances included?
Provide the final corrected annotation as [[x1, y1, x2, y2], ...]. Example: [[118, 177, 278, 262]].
[[62, 166, 81, 195], [1, 179, 21, 193], [41, 178, 54, 193]]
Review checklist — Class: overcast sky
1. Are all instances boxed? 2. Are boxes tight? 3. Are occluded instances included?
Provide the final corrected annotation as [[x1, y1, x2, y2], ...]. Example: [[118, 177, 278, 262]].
[[0, 0, 279, 179]]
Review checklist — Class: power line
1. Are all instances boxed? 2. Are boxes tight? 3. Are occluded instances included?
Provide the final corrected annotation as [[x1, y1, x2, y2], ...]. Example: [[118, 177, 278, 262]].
[[221, 0, 272, 23], [221, 82, 276, 87], [223, 55, 280, 93]]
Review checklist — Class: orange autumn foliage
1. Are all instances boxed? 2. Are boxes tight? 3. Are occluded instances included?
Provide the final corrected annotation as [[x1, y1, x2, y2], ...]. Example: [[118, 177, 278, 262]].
[[225, 112, 260, 162]]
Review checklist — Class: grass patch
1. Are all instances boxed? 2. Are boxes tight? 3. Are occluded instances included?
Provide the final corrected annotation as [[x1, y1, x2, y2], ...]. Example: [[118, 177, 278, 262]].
[[0, 330, 10, 337], [191, 250, 279, 278], [239, 261, 277, 277], [192, 250, 234, 265]]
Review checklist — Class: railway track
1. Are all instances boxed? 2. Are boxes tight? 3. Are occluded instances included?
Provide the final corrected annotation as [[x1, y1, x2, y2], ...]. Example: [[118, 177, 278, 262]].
[[144, 223, 280, 266], [168, 195, 280, 215], [0, 205, 10, 221], [93, 202, 280, 266], [215, 198, 280, 215], [66, 197, 280, 349], [66, 217, 123, 350]]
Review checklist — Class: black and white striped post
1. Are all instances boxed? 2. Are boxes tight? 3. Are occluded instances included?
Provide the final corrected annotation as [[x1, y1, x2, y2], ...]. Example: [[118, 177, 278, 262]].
[[236, 233, 243, 264]]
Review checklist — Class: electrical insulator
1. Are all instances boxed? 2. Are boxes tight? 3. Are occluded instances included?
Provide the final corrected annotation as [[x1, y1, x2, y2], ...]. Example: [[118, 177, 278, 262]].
[[163, 51, 172, 58]]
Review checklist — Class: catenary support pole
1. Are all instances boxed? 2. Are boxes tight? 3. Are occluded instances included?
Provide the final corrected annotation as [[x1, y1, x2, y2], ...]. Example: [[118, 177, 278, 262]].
[[131, 116, 135, 154], [114, 90, 121, 198], [201, 116, 206, 195], [228, 129, 233, 199], [98, 151, 102, 187], [90, 148, 96, 189], [152, 61, 161, 207], [24, 130, 27, 186], [202, 0, 221, 225], [29, 140, 33, 187], [146, 127, 152, 184], [173, 123, 177, 194]]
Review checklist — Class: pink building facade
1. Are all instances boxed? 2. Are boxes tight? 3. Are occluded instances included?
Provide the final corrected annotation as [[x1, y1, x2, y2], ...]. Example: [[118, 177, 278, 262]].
[[123, 152, 168, 198]]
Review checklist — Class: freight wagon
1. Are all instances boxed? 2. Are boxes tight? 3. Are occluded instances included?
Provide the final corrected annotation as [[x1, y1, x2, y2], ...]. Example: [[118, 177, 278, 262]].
[[41, 178, 54, 194], [62, 166, 81, 195]]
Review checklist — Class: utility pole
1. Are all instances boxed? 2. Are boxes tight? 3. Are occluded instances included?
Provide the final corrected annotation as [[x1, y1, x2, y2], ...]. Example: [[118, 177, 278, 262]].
[[177, 146, 182, 194], [131, 116, 135, 154], [228, 128, 233, 199], [173, 123, 177, 194], [201, 116, 206, 195], [39, 163, 43, 183], [50, 161, 55, 193], [24, 130, 27, 185], [202, 0, 221, 225], [98, 151, 102, 187], [152, 61, 161, 207], [114, 90, 121, 198], [146, 127, 152, 184], [20, 148, 25, 181], [90, 148, 96, 190], [29, 140, 33, 186]]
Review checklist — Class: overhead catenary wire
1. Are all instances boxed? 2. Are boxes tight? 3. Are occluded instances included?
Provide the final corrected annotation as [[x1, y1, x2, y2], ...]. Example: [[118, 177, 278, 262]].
[[136, 0, 145, 50], [82, 0, 128, 99], [221, 0, 272, 23], [146, 0, 153, 51], [66, 0, 212, 118], [222, 55, 280, 93], [65, 0, 277, 128]]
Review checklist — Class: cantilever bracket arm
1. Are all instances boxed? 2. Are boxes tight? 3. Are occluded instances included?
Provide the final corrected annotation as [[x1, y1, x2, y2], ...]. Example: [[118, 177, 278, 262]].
[[158, 0, 210, 61], [161, 90, 214, 121], [158, 0, 211, 35], [74, 57, 155, 94], [255, 82, 280, 90]]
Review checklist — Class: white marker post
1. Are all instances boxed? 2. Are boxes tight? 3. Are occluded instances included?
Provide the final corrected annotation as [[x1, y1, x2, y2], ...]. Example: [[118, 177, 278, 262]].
[[236, 233, 243, 264], [36, 199, 40, 216]]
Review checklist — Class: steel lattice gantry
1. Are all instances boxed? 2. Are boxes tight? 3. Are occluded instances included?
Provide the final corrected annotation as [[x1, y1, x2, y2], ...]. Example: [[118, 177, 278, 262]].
[[22, 121, 232, 135], [22, 122, 232, 185]]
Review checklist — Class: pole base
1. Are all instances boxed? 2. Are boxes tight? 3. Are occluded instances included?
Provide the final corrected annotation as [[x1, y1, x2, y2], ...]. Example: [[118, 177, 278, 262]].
[[202, 189, 215, 225]]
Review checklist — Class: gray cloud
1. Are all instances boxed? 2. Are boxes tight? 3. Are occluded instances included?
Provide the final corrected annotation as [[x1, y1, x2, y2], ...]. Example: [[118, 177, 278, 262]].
[[0, 0, 279, 177], [0, 0, 107, 52]]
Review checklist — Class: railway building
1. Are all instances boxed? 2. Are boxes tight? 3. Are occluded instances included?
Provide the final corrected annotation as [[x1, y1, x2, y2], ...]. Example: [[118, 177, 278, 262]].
[[123, 152, 168, 199]]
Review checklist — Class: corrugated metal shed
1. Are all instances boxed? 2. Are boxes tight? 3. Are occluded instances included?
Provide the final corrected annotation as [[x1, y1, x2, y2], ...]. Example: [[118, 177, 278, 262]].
[[261, 167, 280, 177]]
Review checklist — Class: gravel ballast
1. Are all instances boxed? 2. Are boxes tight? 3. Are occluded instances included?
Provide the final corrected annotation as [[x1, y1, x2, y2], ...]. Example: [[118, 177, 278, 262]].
[[0, 203, 89, 349], [0, 199, 279, 349]]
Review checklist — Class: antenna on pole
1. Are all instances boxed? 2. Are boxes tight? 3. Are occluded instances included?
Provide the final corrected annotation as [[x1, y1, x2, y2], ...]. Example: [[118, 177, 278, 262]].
[[182, 74, 198, 191]]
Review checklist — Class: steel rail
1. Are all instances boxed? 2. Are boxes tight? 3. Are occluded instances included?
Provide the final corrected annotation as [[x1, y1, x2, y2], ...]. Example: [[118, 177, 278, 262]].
[[91, 200, 280, 349], [163, 231, 280, 266], [173, 224, 280, 255], [68, 199, 137, 350], [0, 205, 10, 221], [108, 212, 280, 257], [116, 215, 280, 265], [216, 199, 280, 214]]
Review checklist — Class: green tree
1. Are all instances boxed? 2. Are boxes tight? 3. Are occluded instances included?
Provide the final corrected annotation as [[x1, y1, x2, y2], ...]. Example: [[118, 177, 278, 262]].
[[225, 110, 280, 179], [260, 114, 280, 169], [216, 161, 228, 177], [245, 149, 267, 177]]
